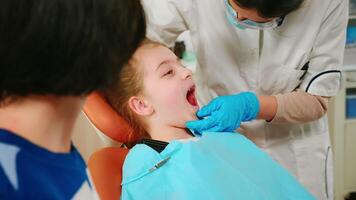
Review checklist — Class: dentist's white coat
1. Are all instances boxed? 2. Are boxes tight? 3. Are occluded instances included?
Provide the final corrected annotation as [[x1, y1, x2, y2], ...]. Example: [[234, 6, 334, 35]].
[[142, 0, 348, 199]]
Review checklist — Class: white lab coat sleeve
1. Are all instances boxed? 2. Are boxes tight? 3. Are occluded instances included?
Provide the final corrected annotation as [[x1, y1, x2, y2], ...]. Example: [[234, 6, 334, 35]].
[[141, 0, 192, 47], [299, 0, 348, 97]]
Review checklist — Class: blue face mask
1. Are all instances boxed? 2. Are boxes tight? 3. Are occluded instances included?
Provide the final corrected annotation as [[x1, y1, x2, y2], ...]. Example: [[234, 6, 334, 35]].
[[224, 0, 284, 30]]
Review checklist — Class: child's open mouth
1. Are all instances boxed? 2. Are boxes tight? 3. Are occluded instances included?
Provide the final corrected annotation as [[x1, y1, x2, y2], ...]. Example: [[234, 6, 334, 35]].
[[186, 85, 198, 107]]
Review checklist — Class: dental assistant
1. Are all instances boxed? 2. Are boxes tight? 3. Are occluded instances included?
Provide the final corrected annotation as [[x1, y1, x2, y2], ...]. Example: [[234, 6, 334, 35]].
[[142, 0, 348, 199]]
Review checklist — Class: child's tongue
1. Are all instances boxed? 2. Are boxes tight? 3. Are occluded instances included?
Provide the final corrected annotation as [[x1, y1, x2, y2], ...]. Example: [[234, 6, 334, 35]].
[[187, 91, 198, 106]]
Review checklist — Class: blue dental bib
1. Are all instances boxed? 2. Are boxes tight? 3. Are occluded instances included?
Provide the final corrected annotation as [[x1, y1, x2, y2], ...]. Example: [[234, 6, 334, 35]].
[[121, 132, 315, 200]]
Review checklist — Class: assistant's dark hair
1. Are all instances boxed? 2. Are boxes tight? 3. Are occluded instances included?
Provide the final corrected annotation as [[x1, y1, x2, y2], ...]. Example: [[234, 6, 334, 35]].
[[0, 0, 146, 102], [233, 0, 304, 18]]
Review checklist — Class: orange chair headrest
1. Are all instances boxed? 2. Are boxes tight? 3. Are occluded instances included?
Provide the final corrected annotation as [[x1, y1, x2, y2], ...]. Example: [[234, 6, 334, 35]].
[[83, 91, 138, 143]]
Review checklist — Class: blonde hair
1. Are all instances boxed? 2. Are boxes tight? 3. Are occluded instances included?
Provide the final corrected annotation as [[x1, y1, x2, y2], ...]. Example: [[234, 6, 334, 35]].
[[103, 40, 162, 145]]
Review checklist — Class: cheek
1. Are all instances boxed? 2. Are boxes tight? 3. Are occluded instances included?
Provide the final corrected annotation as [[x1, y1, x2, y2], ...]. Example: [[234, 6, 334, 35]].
[[159, 90, 197, 122], [155, 88, 182, 108], [149, 84, 185, 115]]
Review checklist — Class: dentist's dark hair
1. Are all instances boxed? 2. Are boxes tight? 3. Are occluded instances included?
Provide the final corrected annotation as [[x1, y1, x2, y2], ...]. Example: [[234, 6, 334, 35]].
[[233, 0, 304, 18], [0, 0, 146, 103]]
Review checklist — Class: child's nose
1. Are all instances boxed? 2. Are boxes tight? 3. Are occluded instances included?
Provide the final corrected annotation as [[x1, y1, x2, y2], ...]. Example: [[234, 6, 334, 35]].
[[236, 13, 247, 21]]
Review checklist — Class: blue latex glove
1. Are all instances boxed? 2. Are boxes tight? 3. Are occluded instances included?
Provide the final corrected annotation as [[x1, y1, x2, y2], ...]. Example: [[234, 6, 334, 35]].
[[186, 92, 260, 133]]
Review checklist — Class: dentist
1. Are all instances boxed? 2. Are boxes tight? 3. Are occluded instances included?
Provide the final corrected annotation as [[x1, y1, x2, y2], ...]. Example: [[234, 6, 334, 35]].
[[142, 0, 348, 199]]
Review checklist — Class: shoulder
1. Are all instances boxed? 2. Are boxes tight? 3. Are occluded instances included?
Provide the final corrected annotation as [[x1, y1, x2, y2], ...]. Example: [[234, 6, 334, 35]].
[[305, 0, 346, 14]]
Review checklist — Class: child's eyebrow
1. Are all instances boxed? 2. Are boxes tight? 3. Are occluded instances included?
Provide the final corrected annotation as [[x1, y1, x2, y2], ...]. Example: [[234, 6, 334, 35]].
[[155, 58, 178, 71]]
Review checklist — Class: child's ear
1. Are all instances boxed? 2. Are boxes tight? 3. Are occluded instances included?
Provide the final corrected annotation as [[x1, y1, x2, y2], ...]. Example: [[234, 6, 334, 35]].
[[128, 96, 154, 116]]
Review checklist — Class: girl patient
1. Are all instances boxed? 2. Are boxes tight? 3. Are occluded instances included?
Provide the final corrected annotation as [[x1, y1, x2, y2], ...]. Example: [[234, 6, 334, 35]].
[[103, 40, 315, 200]]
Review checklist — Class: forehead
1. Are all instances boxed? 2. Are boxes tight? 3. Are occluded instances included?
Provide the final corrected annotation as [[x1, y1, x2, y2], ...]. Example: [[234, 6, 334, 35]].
[[133, 44, 177, 72], [135, 44, 175, 61]]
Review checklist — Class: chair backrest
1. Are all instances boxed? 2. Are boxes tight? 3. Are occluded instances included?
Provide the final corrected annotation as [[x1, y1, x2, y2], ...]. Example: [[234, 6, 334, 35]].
[[83, 92, 136, 143], [87, 147, 128, 200], [83, 92, 136, 200]]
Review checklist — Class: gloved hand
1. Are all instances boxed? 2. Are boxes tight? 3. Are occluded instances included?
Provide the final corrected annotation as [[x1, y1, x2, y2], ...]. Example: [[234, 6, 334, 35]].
[[186, 92, 260, 133]]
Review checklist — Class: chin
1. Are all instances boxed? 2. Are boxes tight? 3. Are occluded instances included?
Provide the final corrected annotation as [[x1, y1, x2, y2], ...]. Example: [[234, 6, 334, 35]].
[[186, 112, 198, 122]]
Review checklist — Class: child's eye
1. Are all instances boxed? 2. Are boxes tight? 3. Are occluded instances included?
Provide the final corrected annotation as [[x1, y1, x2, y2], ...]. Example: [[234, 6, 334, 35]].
[[163, 69, 174, 77]]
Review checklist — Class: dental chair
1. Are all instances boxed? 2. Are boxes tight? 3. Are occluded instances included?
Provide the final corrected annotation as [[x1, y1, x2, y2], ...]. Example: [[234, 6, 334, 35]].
[[83, 92, 139, 200]]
